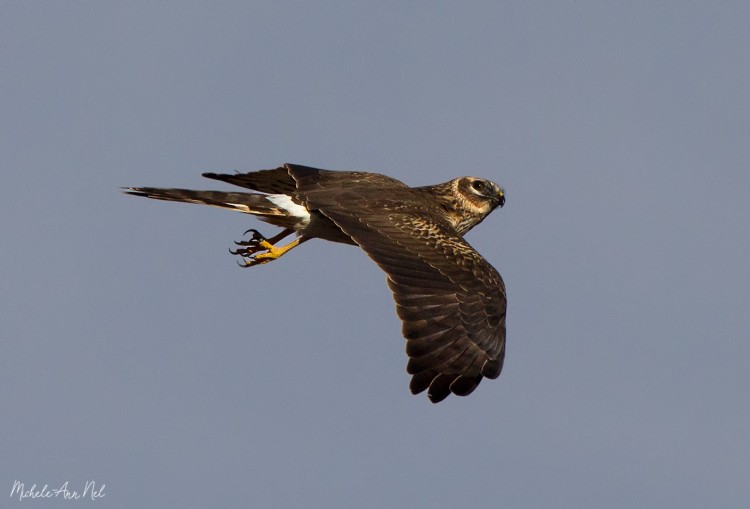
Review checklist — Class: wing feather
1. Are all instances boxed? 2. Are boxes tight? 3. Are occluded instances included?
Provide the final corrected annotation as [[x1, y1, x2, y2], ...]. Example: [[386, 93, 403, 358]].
[[202, 166, 297, 195], [293, 182, 506, 402]]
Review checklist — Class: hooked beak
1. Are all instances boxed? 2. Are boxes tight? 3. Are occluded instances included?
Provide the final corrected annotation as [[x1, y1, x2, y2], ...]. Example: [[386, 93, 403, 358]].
[[497, 190, 505, 208]]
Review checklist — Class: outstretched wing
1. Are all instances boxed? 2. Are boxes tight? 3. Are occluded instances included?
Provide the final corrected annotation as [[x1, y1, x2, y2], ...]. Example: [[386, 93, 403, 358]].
[[293, 178, 506, 403], [201, 163, 407, 196], [202, 166, 298, 195]]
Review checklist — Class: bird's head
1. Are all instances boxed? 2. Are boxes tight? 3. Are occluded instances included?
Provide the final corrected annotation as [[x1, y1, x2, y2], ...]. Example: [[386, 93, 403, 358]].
[[458, 176, 505, 212], [436, 176, 505, 235]]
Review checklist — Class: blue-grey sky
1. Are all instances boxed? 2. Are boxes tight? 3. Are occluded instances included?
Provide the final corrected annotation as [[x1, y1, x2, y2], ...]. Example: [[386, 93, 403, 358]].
[[3, 2, 749, 507]]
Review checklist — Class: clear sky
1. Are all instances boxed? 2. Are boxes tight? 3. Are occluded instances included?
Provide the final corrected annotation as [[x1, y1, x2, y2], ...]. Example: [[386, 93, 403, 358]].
[[3, 2, 749, 508]]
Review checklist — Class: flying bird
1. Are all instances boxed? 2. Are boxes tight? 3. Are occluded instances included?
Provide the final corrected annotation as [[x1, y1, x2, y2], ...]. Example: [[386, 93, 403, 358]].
[[125, 164, 507, 403]]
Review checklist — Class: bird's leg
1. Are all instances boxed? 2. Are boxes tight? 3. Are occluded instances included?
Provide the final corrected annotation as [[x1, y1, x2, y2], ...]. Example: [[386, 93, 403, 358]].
[[229, 228, 302, 267]]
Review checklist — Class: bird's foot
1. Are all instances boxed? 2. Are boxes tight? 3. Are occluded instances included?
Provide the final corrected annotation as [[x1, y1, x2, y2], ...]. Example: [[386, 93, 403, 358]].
[[230, 229, 299, 267]]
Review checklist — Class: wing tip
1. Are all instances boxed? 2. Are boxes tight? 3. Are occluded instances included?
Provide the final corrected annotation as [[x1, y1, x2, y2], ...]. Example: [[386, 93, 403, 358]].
[[480, 355, 505, 380], [410, 371, 486, 403], [449, 375, 481, 397]]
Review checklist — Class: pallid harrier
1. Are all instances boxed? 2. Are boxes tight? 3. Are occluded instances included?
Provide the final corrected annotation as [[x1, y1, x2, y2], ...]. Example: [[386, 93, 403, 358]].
[[125, 164, 506, 402]]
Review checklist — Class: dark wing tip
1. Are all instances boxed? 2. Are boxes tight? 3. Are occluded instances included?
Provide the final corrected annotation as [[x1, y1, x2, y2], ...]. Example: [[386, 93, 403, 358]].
[[409, 371, 434, 396], [410, 370, 485, 403], [426, 374, 453, 403], [202, 171, 241, 180], [480, 354, 505, 380], [411, 372, 477, 403], [449, 375, 481, 397]]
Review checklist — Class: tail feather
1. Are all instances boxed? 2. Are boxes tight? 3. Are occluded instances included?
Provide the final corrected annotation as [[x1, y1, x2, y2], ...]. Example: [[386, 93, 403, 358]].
[[123, 187, 287, 217]]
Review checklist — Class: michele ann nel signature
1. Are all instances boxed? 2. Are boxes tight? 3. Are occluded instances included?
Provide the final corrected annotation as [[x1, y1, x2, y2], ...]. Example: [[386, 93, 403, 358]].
[[9, 480, 106, 501]]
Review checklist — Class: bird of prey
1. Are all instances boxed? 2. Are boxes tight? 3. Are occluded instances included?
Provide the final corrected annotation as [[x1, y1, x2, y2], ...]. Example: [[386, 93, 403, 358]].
[[125, 163, 506, 403]]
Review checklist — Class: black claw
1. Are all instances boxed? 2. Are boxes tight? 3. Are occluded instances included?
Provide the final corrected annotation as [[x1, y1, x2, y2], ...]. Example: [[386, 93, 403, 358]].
[[242, 228, 265, 240], [234, 229, 267, 248], [237, 257, 262, 268], [229, 244, 268, 256], [231, 229, 273, 268]]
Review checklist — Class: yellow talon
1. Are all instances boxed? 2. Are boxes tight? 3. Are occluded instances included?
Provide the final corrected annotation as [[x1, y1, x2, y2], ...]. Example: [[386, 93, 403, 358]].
[[255, 239, 275, 251], [254, 238, 300, 262], [235, 236, 301, 267]]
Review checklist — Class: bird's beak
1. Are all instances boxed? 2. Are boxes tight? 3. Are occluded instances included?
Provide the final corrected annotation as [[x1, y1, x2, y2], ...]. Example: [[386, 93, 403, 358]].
[[497, 191, 505, 208]]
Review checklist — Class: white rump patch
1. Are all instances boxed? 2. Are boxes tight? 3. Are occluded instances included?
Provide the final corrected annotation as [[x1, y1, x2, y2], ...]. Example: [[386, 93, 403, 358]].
[[267, 194, 311, 225]]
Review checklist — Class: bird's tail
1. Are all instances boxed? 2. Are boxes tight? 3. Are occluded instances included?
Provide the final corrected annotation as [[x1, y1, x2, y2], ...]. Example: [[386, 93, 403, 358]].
[[123, 187, 296, 225]]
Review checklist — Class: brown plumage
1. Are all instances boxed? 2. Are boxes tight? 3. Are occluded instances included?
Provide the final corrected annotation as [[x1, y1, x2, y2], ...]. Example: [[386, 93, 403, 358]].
[[125, 163, 507, 403]]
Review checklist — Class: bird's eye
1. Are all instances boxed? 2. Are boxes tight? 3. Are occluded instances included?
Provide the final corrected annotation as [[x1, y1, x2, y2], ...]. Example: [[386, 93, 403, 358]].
[[471, 180, 487, 193]]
